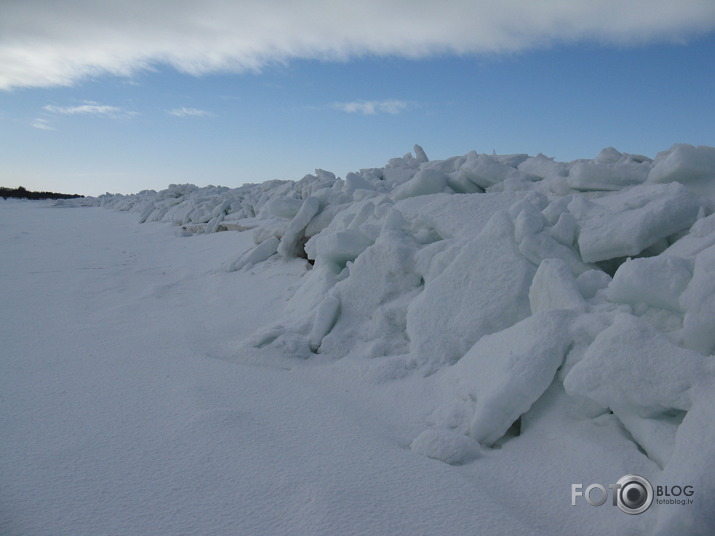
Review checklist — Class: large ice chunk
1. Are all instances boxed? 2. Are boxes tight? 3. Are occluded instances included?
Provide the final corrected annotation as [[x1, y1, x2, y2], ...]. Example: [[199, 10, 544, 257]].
[[308, 296, 341, 352], [564, 313, 712, 466], [564, 313, 707, 417], [260, 196, 303, 220], [392, 168, 449, 200], [306, 230, 374, 268], [648, 144, 715, 200], [575, 270, 611, 300], [226, 236, 280, 272], [680, 244, 715, 354], [447, 310, 576, 446], [529, 258, 586, 314], [517, 153, 568, 180], [565, 161, 649, 191], [277, 196, 321, 258], [513, 199, 592, 276], [568, 183, 700, 262], [413, 144, 429, 164], [396, 192, 520, 240], [607, 255, 693, 312], [457, 153, 532, 190], [406, 211, 535, 369], [665, 213, 715, 259], [317, 209, 423, 359], [653, 381, 715, 536]]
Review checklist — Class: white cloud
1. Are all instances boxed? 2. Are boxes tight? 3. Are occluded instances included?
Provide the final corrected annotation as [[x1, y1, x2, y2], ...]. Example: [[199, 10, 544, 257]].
[[167, 107, 214, 118], [42, 101, 136, 118], [44, 103, 120, 116], [332, 99, 409, 115], [2, 0, 715, 89], [31, 118, 55, 131]]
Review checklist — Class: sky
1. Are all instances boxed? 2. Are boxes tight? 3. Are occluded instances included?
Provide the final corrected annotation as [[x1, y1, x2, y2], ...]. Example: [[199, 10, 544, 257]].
[[1, 0, 715, 196]]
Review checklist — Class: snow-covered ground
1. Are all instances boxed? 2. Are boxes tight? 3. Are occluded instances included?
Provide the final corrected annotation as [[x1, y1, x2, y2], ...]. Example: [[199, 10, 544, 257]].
[[3, 143, 715, 535]]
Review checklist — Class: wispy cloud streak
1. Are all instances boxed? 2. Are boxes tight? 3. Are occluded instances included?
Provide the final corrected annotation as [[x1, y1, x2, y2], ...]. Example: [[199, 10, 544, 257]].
[[42, 103, 129, 117], [332, 100, 409, 115], [31, 118, 55, 131], [167, 107, 214, 118], [2, 0, 714, 89]]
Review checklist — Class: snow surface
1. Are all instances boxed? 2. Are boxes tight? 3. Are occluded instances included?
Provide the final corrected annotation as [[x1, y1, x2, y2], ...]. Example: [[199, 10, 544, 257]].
[[3, 142, 715, 535]]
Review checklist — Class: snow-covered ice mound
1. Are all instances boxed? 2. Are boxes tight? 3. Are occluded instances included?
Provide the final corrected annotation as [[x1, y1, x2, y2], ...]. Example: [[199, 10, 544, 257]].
[[97, 142, 715, 534]]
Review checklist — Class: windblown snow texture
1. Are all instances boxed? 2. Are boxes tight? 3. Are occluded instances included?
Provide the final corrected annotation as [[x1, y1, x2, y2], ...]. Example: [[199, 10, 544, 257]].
[[89, 143, 715, 533]]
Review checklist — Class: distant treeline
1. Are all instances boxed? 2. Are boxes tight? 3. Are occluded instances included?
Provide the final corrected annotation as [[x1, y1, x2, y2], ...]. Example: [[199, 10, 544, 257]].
[[1, 186, 85, 200]]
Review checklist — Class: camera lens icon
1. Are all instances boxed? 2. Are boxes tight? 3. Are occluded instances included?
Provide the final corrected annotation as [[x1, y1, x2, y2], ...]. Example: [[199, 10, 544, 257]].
[[616, 475, 653, 515]]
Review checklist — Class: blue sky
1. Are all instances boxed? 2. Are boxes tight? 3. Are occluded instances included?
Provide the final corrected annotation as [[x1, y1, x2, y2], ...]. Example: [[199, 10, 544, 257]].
[[1, 1, 715, 196]]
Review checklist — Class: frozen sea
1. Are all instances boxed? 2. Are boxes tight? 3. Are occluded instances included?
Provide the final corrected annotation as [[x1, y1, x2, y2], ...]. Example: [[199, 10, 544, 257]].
[[2, 143, 714, 535]]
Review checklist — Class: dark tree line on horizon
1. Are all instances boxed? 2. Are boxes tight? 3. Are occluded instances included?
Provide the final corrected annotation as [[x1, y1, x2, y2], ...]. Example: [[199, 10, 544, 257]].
[[1, 186, 85, 200]]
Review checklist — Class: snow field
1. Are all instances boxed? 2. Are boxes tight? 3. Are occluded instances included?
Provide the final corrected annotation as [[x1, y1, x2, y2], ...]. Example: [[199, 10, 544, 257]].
[[3, 203, 550, 536]]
